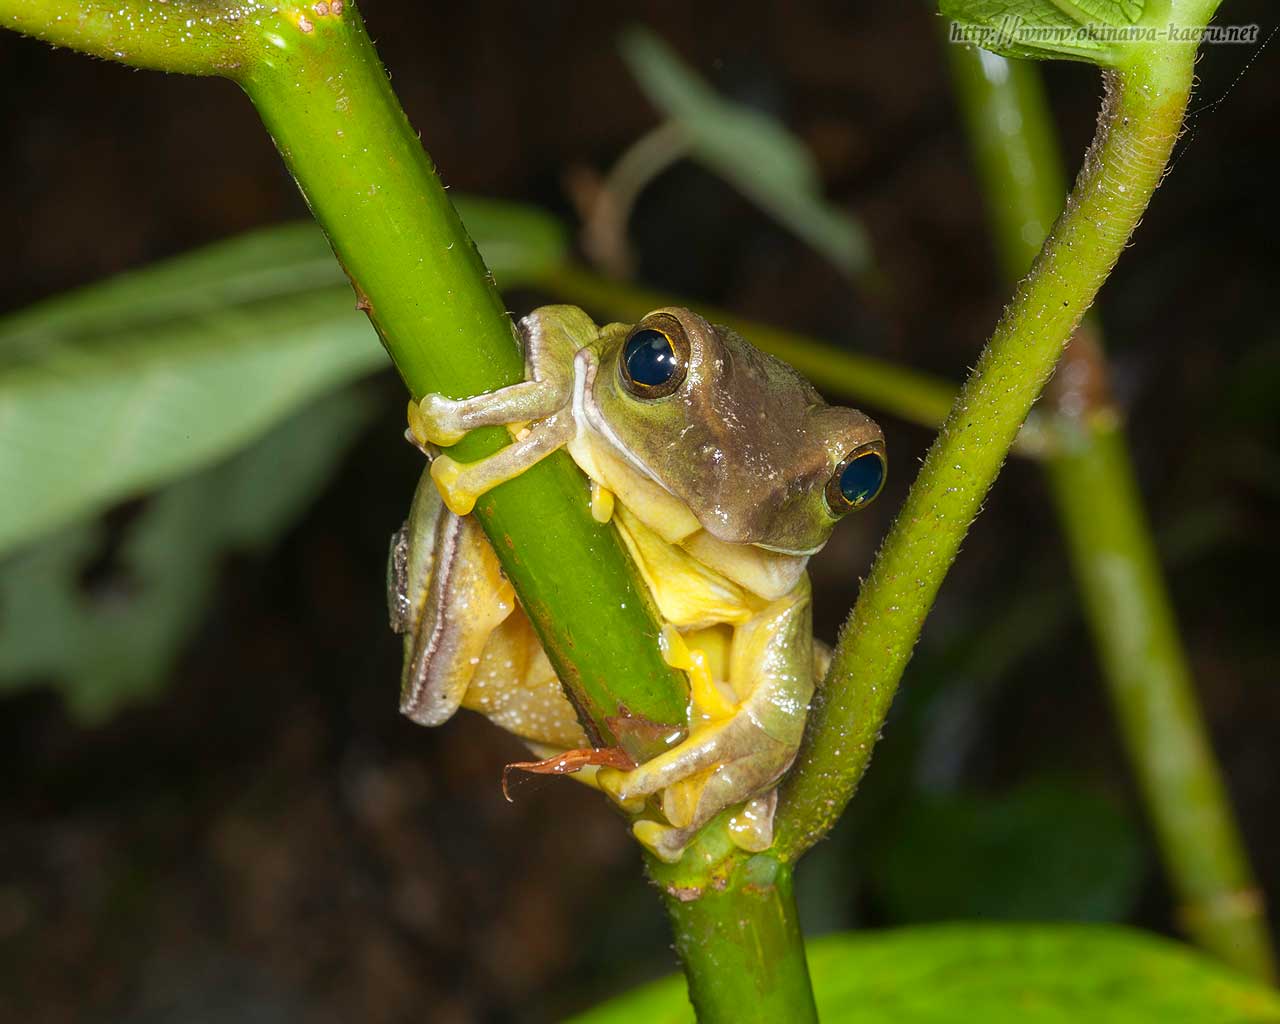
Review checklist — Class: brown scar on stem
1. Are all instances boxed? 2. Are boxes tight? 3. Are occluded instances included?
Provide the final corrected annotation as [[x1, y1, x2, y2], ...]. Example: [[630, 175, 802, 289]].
[[665, 885, 703, 903], [298, 14, 313, 32], [353, 286, 372, 312], [502, 746, 635, 801], [607, 704, 687, 752], [313, 1, 330, 15]]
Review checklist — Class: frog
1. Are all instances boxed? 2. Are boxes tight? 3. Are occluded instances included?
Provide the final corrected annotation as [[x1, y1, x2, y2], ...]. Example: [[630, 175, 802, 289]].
[[388, 305, 886, 863]]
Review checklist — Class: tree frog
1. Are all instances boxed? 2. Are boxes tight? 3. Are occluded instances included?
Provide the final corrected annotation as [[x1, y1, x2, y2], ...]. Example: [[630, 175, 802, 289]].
[[388, 306, 885, 863]]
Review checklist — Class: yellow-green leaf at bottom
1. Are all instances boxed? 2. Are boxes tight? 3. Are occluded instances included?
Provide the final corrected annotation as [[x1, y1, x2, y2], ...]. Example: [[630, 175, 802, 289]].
[[569, 924, 1280, 1024]]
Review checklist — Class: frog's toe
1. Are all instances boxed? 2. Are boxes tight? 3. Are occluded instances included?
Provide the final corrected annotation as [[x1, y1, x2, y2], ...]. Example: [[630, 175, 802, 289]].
[[631, 789, 779, 864], [416, 394, 469, 446], [596, 767, 647, 814], [430, 455, 479, 516], [726, 790, 778, 853], [632, 819, 692, 864]]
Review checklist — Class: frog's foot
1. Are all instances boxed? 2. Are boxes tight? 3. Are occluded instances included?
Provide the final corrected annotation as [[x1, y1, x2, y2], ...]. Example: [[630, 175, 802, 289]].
[[410, 394, 468, 447], [634, 790, 779, 863], [597, 716, 794, 863], [428, 410, 576, 515]]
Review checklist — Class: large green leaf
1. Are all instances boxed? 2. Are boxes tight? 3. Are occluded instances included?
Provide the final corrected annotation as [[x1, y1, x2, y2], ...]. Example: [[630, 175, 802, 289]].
[[0, 197, 566, 556], [0, 388, 374, 721], [620, 27, 871, 277], [941, 0, 1147, 65], [570, 924, 1280, 1023]]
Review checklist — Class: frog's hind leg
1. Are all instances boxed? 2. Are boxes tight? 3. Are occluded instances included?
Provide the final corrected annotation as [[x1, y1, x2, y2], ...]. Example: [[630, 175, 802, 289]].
[[621, 722, 795, 863], [429, 409, 576, 515], [598, 586, 816, 863], [391, 469, 519, 726]]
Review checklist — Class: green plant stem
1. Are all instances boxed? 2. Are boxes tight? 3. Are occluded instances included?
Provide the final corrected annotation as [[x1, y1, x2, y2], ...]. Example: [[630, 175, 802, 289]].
[[662, 857, 818, 1023], [642, 6, 1223, 1007], [0, 1, 796, 1012], [0, 0, 690, 761], [773, 1, 1218, 859], [949, 42, 1274, 982], [1049, 421, 1275, 979]]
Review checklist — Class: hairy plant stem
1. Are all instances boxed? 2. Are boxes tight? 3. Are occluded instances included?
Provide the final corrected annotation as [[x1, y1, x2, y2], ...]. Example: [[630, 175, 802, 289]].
[[772, 2, 1217, 857], [638, 11, 1224, 1019], [949, 42, 1274, 982]]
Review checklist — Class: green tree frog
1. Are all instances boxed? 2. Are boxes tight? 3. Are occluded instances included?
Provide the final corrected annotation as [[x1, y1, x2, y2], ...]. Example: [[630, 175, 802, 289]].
[[388, 306, 885, 863]]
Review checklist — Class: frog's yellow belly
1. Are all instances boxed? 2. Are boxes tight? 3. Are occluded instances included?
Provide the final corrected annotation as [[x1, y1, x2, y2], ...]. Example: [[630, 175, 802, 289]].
[[455, 500, 773, 747], [459, 604, 590, 749], [612, 504, 765, 630]]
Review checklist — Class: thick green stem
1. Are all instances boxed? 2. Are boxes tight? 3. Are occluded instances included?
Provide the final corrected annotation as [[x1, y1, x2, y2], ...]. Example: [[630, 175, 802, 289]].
[[774, 2, 1215, 859], [949, 41, 1274, 981], [0, 0, 690, 761], [0, 1, 792, 1011], [663, 857, 818, 1023]]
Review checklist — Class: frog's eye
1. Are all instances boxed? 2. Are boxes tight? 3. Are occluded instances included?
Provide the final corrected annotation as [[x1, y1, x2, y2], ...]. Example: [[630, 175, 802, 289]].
[[826, 444, 887, 516], [620, 315, 688, 398]]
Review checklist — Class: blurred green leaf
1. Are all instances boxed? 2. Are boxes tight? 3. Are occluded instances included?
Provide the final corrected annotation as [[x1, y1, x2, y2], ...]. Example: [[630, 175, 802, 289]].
[[0, 388, 374, 722], [941, 0, 1146, 65], [570, 924, 1280, 1023], [0, 197, 567, 556], [619, 27, 871, 276], [871, 781, 1146, 923]]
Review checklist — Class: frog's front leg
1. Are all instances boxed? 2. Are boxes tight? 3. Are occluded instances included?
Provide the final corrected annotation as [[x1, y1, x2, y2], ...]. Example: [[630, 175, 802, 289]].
[[409, 305, 592, 445], [409, 307, 595, 515], [428, 410, 576, 515], [597, 582, 815, 863]]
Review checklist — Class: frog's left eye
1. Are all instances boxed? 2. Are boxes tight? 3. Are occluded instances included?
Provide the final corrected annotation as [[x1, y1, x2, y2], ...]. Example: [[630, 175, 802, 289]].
[[826, 444, 887, 516], [620, 315, 689, 399]]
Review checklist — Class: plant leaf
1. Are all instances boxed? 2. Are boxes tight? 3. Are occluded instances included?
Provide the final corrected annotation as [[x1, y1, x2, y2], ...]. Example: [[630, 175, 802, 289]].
[[941, 0, 1148, 65], [0, 198, 567, 556], [619, 27, 871, 277], [570, 924, 1280, 1023], [0, 388, 374, 721]]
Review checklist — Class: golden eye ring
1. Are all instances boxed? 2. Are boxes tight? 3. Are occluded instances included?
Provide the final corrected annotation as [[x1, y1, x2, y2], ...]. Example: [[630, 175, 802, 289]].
[[826, 442, 887, 516]]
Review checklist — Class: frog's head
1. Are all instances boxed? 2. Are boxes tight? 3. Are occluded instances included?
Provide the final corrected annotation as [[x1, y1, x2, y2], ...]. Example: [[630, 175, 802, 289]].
[[589, 307, 886, 555]]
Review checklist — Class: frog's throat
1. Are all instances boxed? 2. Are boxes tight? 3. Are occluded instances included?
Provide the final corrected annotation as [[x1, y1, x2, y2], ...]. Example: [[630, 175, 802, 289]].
[[571, 349, 825, 559]]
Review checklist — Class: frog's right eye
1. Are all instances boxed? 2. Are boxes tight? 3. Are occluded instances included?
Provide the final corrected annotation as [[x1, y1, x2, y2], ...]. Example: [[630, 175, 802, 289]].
[[620, 315, 689, 398], [825, 443, 887, 517]]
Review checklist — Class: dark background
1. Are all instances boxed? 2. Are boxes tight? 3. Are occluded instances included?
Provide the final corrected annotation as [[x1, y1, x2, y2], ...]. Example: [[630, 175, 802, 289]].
[[2, 2, 1277, 1022]]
